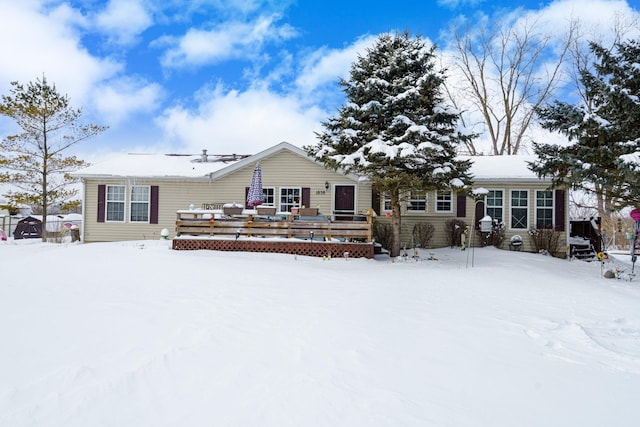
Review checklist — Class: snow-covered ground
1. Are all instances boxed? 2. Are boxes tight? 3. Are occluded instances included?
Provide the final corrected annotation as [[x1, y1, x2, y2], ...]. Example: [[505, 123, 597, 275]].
[[1, 239, 639, 427]]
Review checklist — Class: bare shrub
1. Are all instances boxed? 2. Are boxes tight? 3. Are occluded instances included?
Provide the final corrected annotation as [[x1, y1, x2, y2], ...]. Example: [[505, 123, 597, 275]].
[[412, 222, 435, 248], [528, 228, 562, 256], [444, 219, 467, 247], [374, 221, 393, 250]]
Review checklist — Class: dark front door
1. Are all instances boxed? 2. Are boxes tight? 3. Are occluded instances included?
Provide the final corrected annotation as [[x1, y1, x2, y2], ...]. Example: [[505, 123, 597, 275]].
[[334, 185, 355, 220]]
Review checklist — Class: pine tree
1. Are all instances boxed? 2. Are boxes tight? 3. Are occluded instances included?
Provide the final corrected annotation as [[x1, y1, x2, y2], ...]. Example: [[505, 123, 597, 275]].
[[530, 40, 640, 217], [305, 33, 475, 257], [0, 76, 107, 241]]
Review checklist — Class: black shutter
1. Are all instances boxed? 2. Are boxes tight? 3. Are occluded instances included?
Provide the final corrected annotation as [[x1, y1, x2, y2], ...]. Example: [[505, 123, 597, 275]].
[[245, 187, 249, 207], [97, 185, 106, 223], [555, 189, 566, 231], [150, 186, 159, 224], [475, 201, 485, 227], [456, 194, 467, 217], [302, 187, 310, 207], [371, 188, 381, 215]]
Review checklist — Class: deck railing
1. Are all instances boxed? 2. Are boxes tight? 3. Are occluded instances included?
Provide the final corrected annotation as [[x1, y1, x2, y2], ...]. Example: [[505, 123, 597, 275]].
[[175, 210, 373, 242]]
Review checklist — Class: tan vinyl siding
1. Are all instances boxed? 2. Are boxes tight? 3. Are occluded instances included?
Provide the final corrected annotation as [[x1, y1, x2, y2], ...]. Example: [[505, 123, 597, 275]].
[[374, 181, 567, 255], [82, 149, 372, 243], [210, 151, 371, 213], [83, 179, 218, 242]]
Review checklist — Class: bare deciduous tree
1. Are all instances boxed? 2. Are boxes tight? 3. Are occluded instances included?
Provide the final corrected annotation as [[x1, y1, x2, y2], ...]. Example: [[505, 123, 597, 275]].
[[446, 13, 576, 155]]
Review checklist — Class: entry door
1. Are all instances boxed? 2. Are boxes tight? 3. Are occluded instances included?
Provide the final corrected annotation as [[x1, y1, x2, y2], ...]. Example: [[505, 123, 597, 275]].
[[334, 185, 355, 220]]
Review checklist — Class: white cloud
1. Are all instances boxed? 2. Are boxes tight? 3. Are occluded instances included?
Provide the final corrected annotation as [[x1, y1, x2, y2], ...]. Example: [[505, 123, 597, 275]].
[[437, 0, 484, 8], [153, 0, 278, 22], [157, 84, 325, 154], [48, 1, 88, 28], [94, 0, 154, 46], [520, 0, 640, 41], [0, 1, 121, 106], [158, 14, 297, 69], [152, 34, 379, 155], [295, 35, 378, 95], [92, 77, 165, 126]]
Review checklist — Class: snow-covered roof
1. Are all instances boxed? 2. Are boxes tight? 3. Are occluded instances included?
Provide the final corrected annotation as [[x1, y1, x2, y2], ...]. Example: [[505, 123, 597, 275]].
[[73, 152, 243, 179], [73, 142, 318, 180], [466, 155, 541, 181], [74, 143, 542, 182]]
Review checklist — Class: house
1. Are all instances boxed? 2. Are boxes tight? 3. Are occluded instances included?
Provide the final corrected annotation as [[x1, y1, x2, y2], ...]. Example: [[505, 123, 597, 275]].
[[75, 143, 567, 255], [75, 142, 373, 243], [372, 155, 568, 256]]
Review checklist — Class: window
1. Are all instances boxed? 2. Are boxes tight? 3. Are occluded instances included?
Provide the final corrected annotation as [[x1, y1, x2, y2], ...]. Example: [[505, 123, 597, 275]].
[[435, 190, 452, 212], [383, 193, 392, 211], [407, 191, 427, 211], [510, 190, 528, 229], [280, 187, 301, 212], [130, 186, 150, 222], [106, 185, 125, 222], [485, 190, 503, 223], [536, 190, 553, 228], [262, 187, 275, 206]]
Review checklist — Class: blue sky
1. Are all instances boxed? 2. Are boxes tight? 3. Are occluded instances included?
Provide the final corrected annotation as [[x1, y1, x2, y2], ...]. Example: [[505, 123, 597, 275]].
[[1, 0, 639, 161]]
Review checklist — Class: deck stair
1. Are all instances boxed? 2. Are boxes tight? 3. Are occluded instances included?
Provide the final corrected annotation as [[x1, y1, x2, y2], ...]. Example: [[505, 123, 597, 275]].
[[571, 244, 597, 261]]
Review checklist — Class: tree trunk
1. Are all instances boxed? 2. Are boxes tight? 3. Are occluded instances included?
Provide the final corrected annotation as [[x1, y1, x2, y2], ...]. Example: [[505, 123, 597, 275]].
[[390, 190, 402, 258], [41, 149, 48, 242]]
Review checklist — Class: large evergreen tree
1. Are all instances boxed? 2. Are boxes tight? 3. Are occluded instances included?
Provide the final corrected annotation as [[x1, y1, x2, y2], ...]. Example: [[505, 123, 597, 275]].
[[529, 40, 640, 218], [0, 76, 107, 241], [305, 33, 475, 257]]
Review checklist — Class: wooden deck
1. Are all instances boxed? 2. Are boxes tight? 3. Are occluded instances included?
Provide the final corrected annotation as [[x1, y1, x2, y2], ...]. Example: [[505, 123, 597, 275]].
[[173, 209, 375, 258]]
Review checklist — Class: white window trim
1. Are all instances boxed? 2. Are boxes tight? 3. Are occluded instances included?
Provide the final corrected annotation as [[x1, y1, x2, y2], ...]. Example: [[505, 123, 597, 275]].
[[435, 189, 453, 213], [509, 189, 529, 231], [106, 185, 126, 223], [382, 192, 392, 212], [407, 191, 428, 213], [130, 185, 151, 223], [279, 186, 302, 212], [535, 189, 554, 229], [484, 188, 505, 223], [262, 186, 276, 207]]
